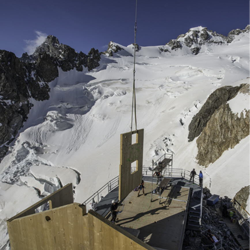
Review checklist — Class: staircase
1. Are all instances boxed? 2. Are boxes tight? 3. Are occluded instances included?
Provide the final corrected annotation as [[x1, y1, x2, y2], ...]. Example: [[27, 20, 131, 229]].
[[186, 187, 203, 231]]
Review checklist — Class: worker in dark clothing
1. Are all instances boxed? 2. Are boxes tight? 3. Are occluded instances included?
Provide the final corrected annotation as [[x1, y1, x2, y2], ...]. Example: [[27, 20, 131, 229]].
[[158, 161, 163, 170], [138, 180, 145, 196], [153, 171, 162, 185], [190, 168, 196, 183], [110, 200, 118, 223]]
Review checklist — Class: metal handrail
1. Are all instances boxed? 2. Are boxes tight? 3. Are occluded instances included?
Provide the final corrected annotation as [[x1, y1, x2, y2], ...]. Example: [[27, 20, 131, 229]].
[[82, 176, 119, 206], [136, 167, 201, 185], [153, 153, 173, 165], [82, 152, 207, 216]]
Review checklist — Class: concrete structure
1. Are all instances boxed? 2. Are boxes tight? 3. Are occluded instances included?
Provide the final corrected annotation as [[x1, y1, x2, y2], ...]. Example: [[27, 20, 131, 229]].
[[119, 129, 144, 201]]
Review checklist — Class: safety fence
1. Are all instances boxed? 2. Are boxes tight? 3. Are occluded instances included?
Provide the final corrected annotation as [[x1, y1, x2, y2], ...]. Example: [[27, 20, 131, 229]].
[[82, 166, 207, 213], [82, 176, 119, 208]]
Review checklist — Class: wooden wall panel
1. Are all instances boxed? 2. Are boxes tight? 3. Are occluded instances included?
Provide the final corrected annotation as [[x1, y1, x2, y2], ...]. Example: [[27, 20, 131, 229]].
[[8, 203, 154, 250], [119, 129, 144, 201], [8, 183, 73, 222], [88, 210, 153, 250]]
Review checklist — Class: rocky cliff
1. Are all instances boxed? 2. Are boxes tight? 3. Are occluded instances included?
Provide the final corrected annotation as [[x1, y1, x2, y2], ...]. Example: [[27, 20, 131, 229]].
[[160, 25, 250, 55], [0, 50, 49, 159], [0, 37, 101, 162], [233, 185, 250, 219], [188, 84, 249, 167]]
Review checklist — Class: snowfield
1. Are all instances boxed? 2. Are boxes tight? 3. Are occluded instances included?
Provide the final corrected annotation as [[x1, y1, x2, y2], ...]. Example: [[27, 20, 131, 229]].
[[0, 28, 249, 248]]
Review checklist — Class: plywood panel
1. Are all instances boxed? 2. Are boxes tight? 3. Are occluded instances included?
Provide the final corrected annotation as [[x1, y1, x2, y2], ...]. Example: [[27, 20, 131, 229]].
[[88, 210, 153, 250], [119, 129, 144, 201], [8, 202, 154, 250], [8, 183, 73, 222]]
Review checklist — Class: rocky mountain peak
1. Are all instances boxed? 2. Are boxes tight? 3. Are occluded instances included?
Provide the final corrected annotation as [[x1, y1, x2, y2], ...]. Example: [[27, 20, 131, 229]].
[[104, 41, 123, 56], [165, 26, 227, 55], [227, 24, 250, 43], [32, 35, 74, 61], [1, 36, 102, 161], [21, 35, 101, 72], [44, 35, 60, 46], [163, 25, 248, 55]]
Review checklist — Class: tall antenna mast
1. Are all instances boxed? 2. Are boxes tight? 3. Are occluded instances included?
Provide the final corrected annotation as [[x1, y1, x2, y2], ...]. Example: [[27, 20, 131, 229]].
[[131, 0, 138, 132]]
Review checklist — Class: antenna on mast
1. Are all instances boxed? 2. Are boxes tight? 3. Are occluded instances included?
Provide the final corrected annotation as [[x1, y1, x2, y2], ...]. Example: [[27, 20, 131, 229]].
[[131, 0, 138, 132]]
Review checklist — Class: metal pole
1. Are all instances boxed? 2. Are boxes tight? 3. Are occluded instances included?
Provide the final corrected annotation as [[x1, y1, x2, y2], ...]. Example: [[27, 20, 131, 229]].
[[131, 0, 138, 131], [151, 160, 154, 202]]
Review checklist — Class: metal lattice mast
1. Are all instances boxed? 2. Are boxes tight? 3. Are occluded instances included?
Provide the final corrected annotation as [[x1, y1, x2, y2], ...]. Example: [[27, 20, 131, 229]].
[[131, 0, 138, 132]]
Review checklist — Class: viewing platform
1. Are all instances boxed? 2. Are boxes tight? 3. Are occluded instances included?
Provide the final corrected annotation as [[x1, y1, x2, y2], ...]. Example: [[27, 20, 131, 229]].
[[7, 130, 206, 250], [116, 181, 190, 250], [84, 168, 204, 250]]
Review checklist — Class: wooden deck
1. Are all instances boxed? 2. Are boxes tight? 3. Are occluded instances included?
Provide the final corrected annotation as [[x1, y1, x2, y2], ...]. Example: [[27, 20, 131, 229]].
[[116, 181, 190, 250]]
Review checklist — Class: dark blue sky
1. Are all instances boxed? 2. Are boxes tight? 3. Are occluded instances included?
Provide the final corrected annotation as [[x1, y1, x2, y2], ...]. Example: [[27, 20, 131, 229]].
[[0, 0, 249, 57]]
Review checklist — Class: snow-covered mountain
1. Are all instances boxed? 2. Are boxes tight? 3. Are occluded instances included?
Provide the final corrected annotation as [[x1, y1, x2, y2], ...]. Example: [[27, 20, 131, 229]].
[[0, 25, 249, 249]]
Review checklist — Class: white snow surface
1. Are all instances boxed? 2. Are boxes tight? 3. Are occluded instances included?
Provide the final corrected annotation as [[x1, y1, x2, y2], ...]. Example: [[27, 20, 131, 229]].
[[0, 29, 250, 248], [228, 92, 250, 118]]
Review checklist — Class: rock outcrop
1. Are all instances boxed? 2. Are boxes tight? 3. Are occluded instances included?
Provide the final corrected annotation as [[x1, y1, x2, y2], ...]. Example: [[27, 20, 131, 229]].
[[227, 24, 250, 43], [22, 35, 101, 72], [0, 36, 102, 162], [162, 25, 250, 55], [105, 41, 123, 56], [0, 50, 52, 160], [167, 39, 182, 50], [233, 185, 250, 219], [189, 84, 250, 166], [188, 85, 242, 141]]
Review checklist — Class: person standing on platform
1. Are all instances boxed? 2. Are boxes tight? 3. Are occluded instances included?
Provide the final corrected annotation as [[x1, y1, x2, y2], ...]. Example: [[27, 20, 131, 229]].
[[138, 180, 145, 196], [153, 171, 162, 185], [190, 168, 196, 183], [199, 171, 203, 187], [110, 200, 119, 223]]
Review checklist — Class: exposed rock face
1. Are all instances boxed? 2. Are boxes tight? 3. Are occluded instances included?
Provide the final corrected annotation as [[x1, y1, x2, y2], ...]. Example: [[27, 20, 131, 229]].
[[167, 39, 182, 50], [233, 185, 250, 219], [159, 47, 170, 53], [196, 102, 249, 166], [87, 48, 101, 71], [105, 41, 123, 56], [22, 35, 101, 72], [188, 85, 242, 141], [164, 25, 249, 55], [191, 84, 250, 166], [32, 35, 86, 71], [227, 24, 250, 43], [35, 52, 58, 84], [0, 36, 102, 162], [0, 50, 49, 159]]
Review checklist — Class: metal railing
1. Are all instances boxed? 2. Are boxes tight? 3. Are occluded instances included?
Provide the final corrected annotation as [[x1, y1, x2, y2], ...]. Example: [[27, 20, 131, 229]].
[[82, 168, 202, 210], [152, 152, 173, 166], [82, 176, 119, 208], [144, 167, 200, 185], [82, 153, 210, 223]]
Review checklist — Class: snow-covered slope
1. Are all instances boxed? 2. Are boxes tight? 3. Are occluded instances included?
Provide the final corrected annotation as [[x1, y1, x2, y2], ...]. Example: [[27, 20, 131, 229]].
[[0, 27, 249, 248]]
